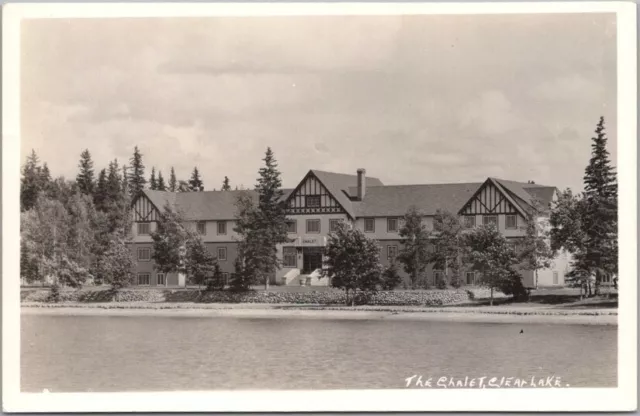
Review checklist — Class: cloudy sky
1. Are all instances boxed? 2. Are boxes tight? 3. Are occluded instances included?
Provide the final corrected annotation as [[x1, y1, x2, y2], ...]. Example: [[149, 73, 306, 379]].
[[21, 13, 617, 192]]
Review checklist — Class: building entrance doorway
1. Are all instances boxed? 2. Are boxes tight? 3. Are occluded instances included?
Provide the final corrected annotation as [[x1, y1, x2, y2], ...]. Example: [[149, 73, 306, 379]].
[[302, 247, 323, 274]]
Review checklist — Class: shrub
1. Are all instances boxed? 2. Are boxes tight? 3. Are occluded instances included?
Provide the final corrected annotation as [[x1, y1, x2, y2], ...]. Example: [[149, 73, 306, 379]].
[[48, 284, 61, 303], [381, 261, 402, 290]]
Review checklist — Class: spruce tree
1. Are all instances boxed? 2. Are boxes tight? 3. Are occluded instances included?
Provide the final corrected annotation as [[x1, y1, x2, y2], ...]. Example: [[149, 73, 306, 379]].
[[222, 176, 231, 191], [106, 159, 122, 204], [76, 149, 95, 196], [94, 169, 108, 211], [188, 167, 204, 191], [21, 149, 42, 211], [128, 146, 146, 197], [150, 167, 158, 190], [581, 117, 618, 293], [254, 148, 291, 289], [169, 167, 177, 192], [157, 171, 167, 191]]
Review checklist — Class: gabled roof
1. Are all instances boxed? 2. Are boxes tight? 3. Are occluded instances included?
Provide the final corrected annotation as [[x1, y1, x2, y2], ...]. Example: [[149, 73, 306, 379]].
[[140, 188, 294, 221], [352, 183, 482, 217], [492, 178, 557, 213], [296, 169, 384, 218]]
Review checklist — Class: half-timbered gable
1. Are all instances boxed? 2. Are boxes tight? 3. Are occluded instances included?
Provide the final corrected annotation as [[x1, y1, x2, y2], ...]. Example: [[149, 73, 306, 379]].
[[458, 178, 528, 217], [285, 171, 348, 215], [132, 193, 160, 222]]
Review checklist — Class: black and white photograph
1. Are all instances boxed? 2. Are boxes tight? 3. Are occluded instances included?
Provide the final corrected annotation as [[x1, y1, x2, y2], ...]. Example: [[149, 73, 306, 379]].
[[3, 2, 637, 413]]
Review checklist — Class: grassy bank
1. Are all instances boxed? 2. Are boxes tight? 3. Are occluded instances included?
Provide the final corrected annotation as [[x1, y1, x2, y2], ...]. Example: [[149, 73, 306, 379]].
[[21, 287, 472, 307]]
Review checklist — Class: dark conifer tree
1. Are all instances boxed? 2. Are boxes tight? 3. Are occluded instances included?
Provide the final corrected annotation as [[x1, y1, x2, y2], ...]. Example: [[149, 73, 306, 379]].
[[76, 149, 95, 195], [106, 159, 122, 204], [222, 176, 231, 191], [150, 167, 158, 190], [94, 169, 108, 211], [21, 149, 42, 211], [581, 117, 618, 293], [157, 171, 167, 191], [188, 167, 204, 191], [128, 146, 146, 197], [169, 167, 177, 192]]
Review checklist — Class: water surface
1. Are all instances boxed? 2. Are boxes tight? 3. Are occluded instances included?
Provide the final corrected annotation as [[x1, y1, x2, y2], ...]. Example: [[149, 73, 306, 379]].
[[21, 314, 617, 392]]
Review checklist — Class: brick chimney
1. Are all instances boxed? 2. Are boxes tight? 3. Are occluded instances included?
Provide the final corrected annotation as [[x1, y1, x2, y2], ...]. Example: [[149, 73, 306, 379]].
[[357, 168, 366, 201]]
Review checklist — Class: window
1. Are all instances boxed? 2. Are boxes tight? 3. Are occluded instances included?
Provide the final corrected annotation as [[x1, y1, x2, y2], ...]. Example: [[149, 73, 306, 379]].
[[505, 215, 518, 230], [464, 216, 476, 228], [283, 247, 297, 267], [137, 222, 151, 235], [137, 273, 150, 286], [222, 272, 230, 285], [483, 215, 498, 228], [329, 219, 342, 232], [387, 245, 398, 259], [157, 273, 166, 286], [364, 218, 375, 233], [465, 271, 476, 285], [553, 271, 559, 285], [306, 195, 321, 208], [137, 248, 151, 261], [287, 220, 297, 233], [217, 247, 227, 261], [197, 221, 207, 235], [306, 219, 321, 233], [387, 218, 398, 233], [217, 221, 227, 235], [434, 270, 444, 284]]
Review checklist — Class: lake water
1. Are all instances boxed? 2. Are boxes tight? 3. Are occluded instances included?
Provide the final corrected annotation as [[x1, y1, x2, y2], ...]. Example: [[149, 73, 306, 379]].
[[21, 314, 617, 392]]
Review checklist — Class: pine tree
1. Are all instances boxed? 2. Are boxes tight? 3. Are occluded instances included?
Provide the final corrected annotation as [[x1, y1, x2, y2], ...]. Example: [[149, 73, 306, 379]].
[[188, 167, 204, 191], [21, 150, 42, 211], [39, 163, 52, 197], [252, 148, 291, 289], [157, 171, 166, 191], [128, 146, 146, 197], [581, 117, 618, 294], [222, 176, 231, 191], [76, 149, 95, 196], [398, 207, 431, 288], [169, 167, 177, 192], [149, 167, 157, 190], [94, 169, 108, 211], [121, 164, 129, 195], [184, 234, 217, 289], [106, 159, 122, 204], [518, 197, 553, 289]]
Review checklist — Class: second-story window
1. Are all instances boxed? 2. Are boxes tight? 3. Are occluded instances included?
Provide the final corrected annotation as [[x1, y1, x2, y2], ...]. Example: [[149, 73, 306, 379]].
[[483, 215, 498, 228], [505, 214, 518, 230], [329, 219, 342, 232], [197, 221, 207, 235], [137, 222, 151, 235], [306, 195, 321, 208], [387, 218, 398, 233], [306, 219, 320, 233], [364, 218, 375, 233], [217, 221, 227, 235], [287, 220, 297, 233]]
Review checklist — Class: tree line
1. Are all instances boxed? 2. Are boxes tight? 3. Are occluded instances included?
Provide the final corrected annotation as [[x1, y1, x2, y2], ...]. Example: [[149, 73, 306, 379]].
[[20, 145, 236, 292], [20, 117, 617, 304]]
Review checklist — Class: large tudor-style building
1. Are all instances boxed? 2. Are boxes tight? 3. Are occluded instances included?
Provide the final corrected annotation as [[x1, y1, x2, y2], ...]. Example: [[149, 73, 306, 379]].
[[129, 169, 571, 288]]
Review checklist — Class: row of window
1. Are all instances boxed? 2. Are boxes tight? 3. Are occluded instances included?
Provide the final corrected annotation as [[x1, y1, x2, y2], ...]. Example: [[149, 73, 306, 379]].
[[136, 272, 230, 286], [286, 219, 345, 234], [137, 215, 519, 237], [137, 247, 228, 262], [137, 221, 228, 236]]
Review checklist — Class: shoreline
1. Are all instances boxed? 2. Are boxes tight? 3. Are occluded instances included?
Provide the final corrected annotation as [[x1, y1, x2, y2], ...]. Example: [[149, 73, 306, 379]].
[[21, 303, 618, 325]]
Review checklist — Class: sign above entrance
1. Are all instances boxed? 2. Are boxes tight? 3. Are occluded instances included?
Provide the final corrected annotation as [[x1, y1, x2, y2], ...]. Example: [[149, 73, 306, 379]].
[[294, 236, 327, 247]]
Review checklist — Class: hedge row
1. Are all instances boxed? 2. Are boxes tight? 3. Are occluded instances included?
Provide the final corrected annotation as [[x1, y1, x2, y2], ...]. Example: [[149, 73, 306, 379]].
[[22, 288, 471, 306]]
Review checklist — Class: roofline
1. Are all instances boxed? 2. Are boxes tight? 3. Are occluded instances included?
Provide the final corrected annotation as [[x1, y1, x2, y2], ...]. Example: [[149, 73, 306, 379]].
[[285, 170, 355, 220]]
